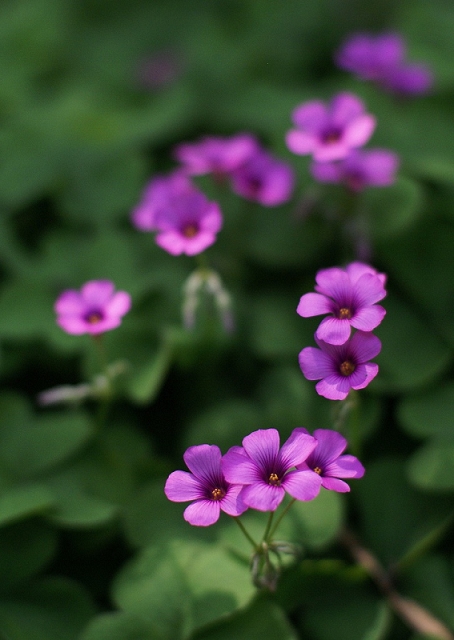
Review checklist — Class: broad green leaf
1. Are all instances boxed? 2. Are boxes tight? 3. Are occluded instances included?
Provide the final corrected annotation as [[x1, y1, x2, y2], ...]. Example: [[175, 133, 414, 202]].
[[113, 539, 256, 639], [0, 484, 54, 527], [80, 612, 159, 640], [398, 381, 454, 439], [407, 440, 454, 491]]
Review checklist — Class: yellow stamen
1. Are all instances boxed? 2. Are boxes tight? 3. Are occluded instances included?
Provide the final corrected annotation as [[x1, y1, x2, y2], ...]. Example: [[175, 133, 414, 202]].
[[340, 360, 355, 376], [338, 307, 352, 319], [268, 473, 281, 486], [211, 488, 225, 501]]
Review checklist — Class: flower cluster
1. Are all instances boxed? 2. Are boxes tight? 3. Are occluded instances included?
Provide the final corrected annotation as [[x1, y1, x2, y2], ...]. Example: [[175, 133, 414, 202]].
[[286, 91, 399, 192], [297, 262, 386, 400], [335, 32, 433, 96], [165, 427, 364, 526], [175, 133, 295, 207]]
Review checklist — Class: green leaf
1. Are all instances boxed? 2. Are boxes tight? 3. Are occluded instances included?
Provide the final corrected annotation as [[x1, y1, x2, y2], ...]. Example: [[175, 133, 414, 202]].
[[407, 440, 454, 491], [0, 577, 95, 640], [113, 540, 256, 639], [0, 484, 54, 527], [398, 381, 454, 439], [127, 340, 173, 405], [80, 612, 159, 640]]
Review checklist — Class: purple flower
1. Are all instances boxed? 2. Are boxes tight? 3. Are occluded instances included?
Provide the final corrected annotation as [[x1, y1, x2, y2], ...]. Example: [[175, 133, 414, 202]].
[[310, 148, 399, 192], [286, 92, 376, 162], [230, 147, 295, 206], [174, 133, 258, 177], [335, 32, 433, 96], [297, 262, 387, 345], [164, 444, 247, 526], [55, 280, 131, 336], [299, 331, 382, 400], [296, 428, 365, 492], [221, 429, 322, 511], [132, 172, 223, 256]]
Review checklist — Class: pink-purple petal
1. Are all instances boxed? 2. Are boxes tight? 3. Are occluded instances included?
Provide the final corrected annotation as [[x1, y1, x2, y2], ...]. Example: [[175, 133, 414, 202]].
[[297, 292, 333, 317], [241, 482, 285, 512], [279, 430, 317, 469], [291, 101, 327, 129], [221, 449, 261, 485], [312, 429, 347, 462], [299, 346, 336, 381], [105, 291, 132, 318], [321, 477, 351, 492], [315, 316, 352, 345], [342, 114, 376, 148], [315, 375, 351, 400], [282, 469, 321, 501], [220, 484, 248, 516], [285, 130, 316, 155], [242, 429, 280, 467], [351, 305, 386, 332], [348, 331, 382, 362], [81, 280, 115, 305], [183, 445, 222, 482], [349, 362, 379, 390], [325, 454, 365, 479], [164, 470, 204, 502], [184, 500, 221, 526], [331, 92, 366, 124], [352, 273, 387, 306]]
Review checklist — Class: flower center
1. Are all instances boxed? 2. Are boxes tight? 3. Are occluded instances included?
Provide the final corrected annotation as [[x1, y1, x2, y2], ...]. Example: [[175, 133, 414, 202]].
[[268, 472, 281, 486], [86, 311, 103, 324], [322, 127, 342, 144], [338, 307, 352, 319], [340, 360, 355, 376], [313, 466, 322, 475], [183, 223, 199, 238], [211, 487, 225, 501]]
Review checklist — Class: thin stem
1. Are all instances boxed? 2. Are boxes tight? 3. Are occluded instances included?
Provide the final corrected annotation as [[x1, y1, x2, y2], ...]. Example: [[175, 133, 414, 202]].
[[268, 498, 296, 541], [261, 511, 275, 544], [233, 517, 258, 549]]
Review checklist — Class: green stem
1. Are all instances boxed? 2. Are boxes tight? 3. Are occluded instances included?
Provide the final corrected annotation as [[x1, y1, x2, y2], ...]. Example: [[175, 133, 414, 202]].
[[261, 511, 275, 544], [233, 517, 259, 549], [268, 498, 296, 541]]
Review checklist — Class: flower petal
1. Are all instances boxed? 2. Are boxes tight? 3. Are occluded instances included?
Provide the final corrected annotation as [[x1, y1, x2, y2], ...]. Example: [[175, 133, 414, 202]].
[[315, 374, 351, 400], [299, 346, 336, 381], [312, 429, 347, 463], [316, 317, 352, 345], [221, 449, 261, 485], [282, 470, 321, 501], [325, 454, 365, 479], [242, 429, 280, 469], [184, 500, 221, 526], [349, 362, 379, 390], [164, 470, 204, 502], [220, 484, 249, 516], [241, 483, 285, 512], [81, 280, 115, 305], [104, 291, 132, 318], [183, 444, 222, 484], [285, 130, 316, 155], [291, 100, 327, 129], [343, 114, 376, 148], [279, 430, 317, 469], [321, 477, 351, 492], [350, 305, 386, 332], [297, 292, 333, 317], [348, 331, 382, 362]]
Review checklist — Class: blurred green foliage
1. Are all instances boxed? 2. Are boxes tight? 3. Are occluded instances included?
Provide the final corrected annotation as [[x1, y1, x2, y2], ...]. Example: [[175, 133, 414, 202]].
[[0, 0, 453, 638]]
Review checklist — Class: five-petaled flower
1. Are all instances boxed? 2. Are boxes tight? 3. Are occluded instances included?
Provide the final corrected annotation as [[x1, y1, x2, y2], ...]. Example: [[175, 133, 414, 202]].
[[310, 148, 399, 192], [298, 330, 382, 400], [286, 92, 376, 162], [164, 444, 248, 526], [295, 428, 365, 492], [297, 262, 387, 345], [221, 428, 321, 511], [132, 171, 223, 256], [55, 280, 131, 336], [230, 146, 295, 206], [335, 32, 433, 96]]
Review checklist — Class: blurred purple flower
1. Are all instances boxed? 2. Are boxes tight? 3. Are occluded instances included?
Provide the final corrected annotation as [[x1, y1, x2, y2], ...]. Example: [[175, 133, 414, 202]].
[[310, 148, 399, 192], [230, 147, 295, 206], [174, 133, 258, 177], [297, 262, 387, 345], [295, 428, 365, 492], [222, 429, 321, 511], [132, 172, 223, 256], [55, 280, 131, 336], [299, 331, 382, 400], [335, 32, 433, 96], [286, 92, 376, 162], [164, 444, 248, 526], [136, 49, 183, 91]]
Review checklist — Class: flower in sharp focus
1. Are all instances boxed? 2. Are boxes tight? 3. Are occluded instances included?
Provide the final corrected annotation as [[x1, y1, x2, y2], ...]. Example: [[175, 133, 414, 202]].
[[295, 428, 365, 492], [230, 147, 295, 206], [131, 172, 223, 256], [299, 331, 382, 400], [286, 92, 376, 162], [174, 133, 258, 177], [297, 262, 387, 345], [221, 429, 322, 512], [54, 280, 131, 336], [310, 148, 399, 192], [335, 32, 433, 96], [164, 444, 248, 526]]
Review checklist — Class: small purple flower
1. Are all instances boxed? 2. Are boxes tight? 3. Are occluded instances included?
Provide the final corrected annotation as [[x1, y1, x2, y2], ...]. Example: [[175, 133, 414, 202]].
[[299, 331, 382, 400], [55, 280, 131, 336], [335, 32, 433, 96], [221, 429, 321, 511], [286, 92, 376, 162], [297, 262, 387, 345], [174, 133, 258, 177], [310, 148, 399, 192], [132, 172, 223, 256], [295, 428, 365, 492], [164, 444, 248, 526], [230, 147, 295, 206]]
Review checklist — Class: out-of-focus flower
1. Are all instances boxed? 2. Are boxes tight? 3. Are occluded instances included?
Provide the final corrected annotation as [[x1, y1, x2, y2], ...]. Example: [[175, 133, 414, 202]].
[[335, 32, 433, 95], [55, 280, 131, 336], [286, 92, 376, 162], [136, 49, 183, 90], [230, 147, 295, 206], [132, 172, 223, 256], [295, 428, 365, 492], [222, 428, 321, 511], [297, 262, 387, 345], [299, 331, 381, 400], [182, 268, 234, 332], [174, 133, 258, 177], [310, 148, 399, 192], [164, 444, 248, 526]]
